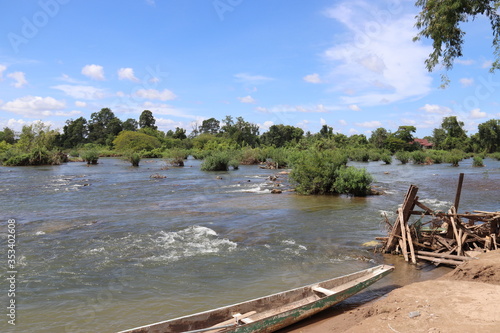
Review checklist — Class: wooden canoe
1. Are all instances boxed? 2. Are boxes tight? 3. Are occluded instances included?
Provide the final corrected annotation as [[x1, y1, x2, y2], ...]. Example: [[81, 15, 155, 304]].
[[117, 264, 394, 333]]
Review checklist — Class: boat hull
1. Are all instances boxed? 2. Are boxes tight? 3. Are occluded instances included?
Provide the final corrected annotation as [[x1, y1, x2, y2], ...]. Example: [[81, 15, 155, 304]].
[[118, 265, 394, 333]]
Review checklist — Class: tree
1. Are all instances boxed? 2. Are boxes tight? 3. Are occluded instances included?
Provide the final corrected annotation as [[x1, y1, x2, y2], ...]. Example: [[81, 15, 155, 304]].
[[198, 118, 220, 135], [369, 127, 389, 149], [139, 110, 157, 130], [60, 117, 88, 148], [221, 116, 260, 147], [431, 128, 447, 149], [123, 118, 139, 131], [172, 127, 187, 140], [439, 116, 468, 150], [478, 119, 500, 152], [0, 127, 16, 144], [112, 131, 161, 152], [393, 126, 416, 143], [414, 0, 500, 81], [88, 108, 122, 145], [319, 125, 333, 138], [261, 124, 304, 147]]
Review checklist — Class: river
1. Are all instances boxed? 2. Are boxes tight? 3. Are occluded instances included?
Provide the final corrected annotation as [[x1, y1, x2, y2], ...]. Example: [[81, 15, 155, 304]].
[[1, 157, 499, 332]]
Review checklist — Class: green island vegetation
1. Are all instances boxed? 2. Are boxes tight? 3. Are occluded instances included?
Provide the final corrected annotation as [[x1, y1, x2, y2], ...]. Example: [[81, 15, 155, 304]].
[[1, 108, 500, 196]]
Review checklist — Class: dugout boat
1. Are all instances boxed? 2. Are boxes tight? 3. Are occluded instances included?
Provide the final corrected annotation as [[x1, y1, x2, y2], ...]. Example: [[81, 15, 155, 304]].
[[118, 264, 393, 333]]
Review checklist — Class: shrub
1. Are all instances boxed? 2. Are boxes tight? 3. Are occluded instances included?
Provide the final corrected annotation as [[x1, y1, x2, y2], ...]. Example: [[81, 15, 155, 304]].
[[290, 150, 348, 195], [445, 149, 465, 167], [229, 159, 240, 170], [395, 151, 410, 164], [200, 151, 230, 171], [240, 147, 264, 165], [368, 151, 381, 161], [165, 149, 188, 167], [381, 154, 392, 164], [348, 148, 370, 162], [411, 150, 426, 164], [128, 152, 141, 167], [140, 148, 164, 158], [472, 156, 484, 167], [113, 131, 161, 152], [333, 166, 373, 196], [489, 152, 500, 161], [81, 150, 99, 164], [69, 150, 80, 158]]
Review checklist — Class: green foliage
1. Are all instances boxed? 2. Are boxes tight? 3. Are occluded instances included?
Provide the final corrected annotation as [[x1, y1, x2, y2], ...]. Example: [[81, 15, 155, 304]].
[[381, 154, 392, 164], [369, 127, 389, 149], [220, 115, 260, 147], [0, 127, 16, 144], [411, 150, 426, 164], [395, 151, 411, 164], [472, 156, 485, 167], [113, 131, 161, 152], [333, 167, 373, 196], [165, 149, 189, 167], [445, 149, 466, 167], [140, 148, 165, 158], [81, 149, 99, 164], [128, 152, 141, 167], [139, 110, 157, 130], [88, 108, 122, 145], [490, 152, 500, 161], [348, 148, 370, 162], [200, 151, 231, 171], [414, 0, 500, 81], [427, 150, 446, 164], [289, 150, 348, 195], [478, 119, 500, 153], [261, 124, 304, 148], [239, 147, 265, 165]]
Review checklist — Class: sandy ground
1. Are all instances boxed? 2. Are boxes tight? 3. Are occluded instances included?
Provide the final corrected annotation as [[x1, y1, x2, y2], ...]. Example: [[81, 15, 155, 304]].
[[281, 250, 500, 333]]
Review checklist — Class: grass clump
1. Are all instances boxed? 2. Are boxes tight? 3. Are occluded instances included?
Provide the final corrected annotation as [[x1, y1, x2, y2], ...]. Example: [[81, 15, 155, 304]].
[[333, 166, 373, 196], [472, 156, 484, 167], [200, 151, 231, 171]]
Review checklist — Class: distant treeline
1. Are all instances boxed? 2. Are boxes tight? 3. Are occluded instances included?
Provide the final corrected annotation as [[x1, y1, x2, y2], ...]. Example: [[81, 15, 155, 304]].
[[1, 109, 499, 196]]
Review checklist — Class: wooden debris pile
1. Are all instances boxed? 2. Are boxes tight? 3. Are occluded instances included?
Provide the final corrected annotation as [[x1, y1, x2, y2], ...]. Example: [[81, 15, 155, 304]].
[[379, 173, 500, 266]]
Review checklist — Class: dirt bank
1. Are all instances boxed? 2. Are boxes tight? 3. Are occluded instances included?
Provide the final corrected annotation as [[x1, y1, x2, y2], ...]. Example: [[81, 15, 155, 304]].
[[282, 250, 500, 333]]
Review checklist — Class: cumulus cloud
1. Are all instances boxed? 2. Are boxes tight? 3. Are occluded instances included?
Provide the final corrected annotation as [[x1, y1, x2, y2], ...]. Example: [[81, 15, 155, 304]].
[[82, 64, 105, 81], [1, 96, 67, 117], [470, 108, 487, 119], [303, 73, 323, 84], [420, 104, 452, 114], [459, 78, 474, 87], [118, 67, 139, 82], [134, 88, 176, 101], [260, 121, 274, 130], [140, 101, 196, 119], [355, 120, 382, 128], [52, 85, 107, 99], [8, 72, 28, 88], [75, 101, 87, 107], [238, 95, 256, 104], [339, 119, 348, 126], [323, 1, 432, 106], [348, 104, 361, 111]]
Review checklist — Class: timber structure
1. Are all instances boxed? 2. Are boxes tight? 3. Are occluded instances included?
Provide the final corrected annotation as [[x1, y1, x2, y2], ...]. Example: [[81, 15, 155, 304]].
[[379, 173, 500, 266]]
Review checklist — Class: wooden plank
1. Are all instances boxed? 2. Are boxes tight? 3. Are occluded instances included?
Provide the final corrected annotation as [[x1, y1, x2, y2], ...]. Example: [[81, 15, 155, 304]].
[[406, 224, 417, 264], [454, 173, 464, 211], [416, 255, 464, 266], [312, 286, 335, 296], [414, 200, 434, 215], [416, 251, 473, 261], [399, 208, 409, 262]]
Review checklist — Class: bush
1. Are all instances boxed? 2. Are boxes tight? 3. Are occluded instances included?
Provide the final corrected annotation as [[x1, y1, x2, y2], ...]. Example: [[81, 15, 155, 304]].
[[229, 159, 240, 170], [348, 148, 370, 162], [333, 166, 373, 196], [200, 151, 230, 171], [489, 152, 500, 161], [445, 149, 465, 167], [472, 156, 484, 167], [290, 150, 348, 195], [140, 148, 164, 158], [165, 149, 188, 167], [368, 151, 381, 161], [81, 150, 99, 164], [128, 152, 141, 167], [113, 131, 161, 152], [411, 150, 426, 164], [395, 151, 410, 164], [381, 154, 392, 164]]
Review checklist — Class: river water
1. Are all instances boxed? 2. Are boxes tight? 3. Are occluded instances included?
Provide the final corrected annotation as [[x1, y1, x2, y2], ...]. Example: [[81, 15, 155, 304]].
[[1, 157, 499, 332]]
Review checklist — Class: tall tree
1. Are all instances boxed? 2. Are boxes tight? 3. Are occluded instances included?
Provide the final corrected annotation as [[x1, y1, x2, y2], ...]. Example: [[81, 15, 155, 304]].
[[261, 124, 304, 147], [478, 119, 500, 152], [60, 117, 88, 148], [88, 108, 122, 145], [221, 116, 260, 147], [122, 118, 139, 131], [414, 0, 500, 83], [369, 127, 389, 148], [0, 127, 16, 144], [139, 110, 157, 130], [198, 118, 220, 135]]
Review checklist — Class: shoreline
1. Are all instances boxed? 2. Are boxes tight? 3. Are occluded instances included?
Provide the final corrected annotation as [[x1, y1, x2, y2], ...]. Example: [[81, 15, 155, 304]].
[[280, 250, 500, 332]]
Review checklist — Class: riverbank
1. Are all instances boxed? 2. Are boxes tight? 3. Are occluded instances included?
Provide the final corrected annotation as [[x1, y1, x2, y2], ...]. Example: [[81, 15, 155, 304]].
[[282, 250, 500, 332]]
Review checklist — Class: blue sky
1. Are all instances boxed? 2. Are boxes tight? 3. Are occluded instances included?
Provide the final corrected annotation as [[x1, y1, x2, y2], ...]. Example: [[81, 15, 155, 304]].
[[1, 0, 499, 138]]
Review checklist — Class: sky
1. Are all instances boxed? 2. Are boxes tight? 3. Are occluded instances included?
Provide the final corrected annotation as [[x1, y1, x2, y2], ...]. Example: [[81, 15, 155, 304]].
[[1, 0, 499, 138]]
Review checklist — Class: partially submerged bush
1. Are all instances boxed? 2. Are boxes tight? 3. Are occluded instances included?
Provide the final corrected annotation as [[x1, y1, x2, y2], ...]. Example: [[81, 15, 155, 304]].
[[472, 156, 484, 167], [165, 149, 189, 167], [381, 154, 392, 164], [333, 166, 373, 196], [395, 151, 410, 164], [201, 151, 230, 171], [411, 150, 426, 164], [81, 150, 99, 164], [128, 152, 141, 167]]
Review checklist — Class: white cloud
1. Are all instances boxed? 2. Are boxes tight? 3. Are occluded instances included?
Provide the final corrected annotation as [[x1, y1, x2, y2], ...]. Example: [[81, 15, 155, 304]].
[[0, 64, 6, 79], [348, 104, 361, 111], [7, 72, 28, 88], [118, 67, 139, 82], [355, 120, 382, 128], [455, 59, 474, 65], [260, 121, 274, 130], [52, 85, 107, 99], [238, 95, 256, 104], [140, 101, 196, 119], [58, 73, 85, 84], [234, 73, 273, 84], [420, 104, 452, 114], [303, 73, 323, 84], [320, 118, 327, 126], [470, 108, 487, 119], [348, 128, 359, 134], [81, 64, 105, 81], [1, 96, 66, 117], [339, 119, 347, 126], [459, 78, 474, 87], [323, 1, 432, 106], [134, 88, 176, 101], [255, 106, 268, 112], [75, 101, 87, 107]]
